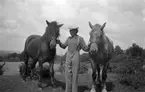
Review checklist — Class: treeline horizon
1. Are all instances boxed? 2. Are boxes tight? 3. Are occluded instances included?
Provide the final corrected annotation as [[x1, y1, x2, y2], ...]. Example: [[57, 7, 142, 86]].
[[0, 42, 145, 63]]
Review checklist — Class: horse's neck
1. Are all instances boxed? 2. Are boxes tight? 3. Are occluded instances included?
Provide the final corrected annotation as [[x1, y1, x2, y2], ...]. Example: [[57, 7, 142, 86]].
[[41, 31, 51, 42], [98, 34, 107, 52]]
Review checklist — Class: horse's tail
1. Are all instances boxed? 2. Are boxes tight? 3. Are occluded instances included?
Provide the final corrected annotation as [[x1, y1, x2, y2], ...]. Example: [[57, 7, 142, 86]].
[[0, 61, 6, 69], [20, 35, 34, 62], [19, 38, 29, 62], [19, 51, 25, 61], [111, 41, 115, 56], [23, 35, 32, 53]]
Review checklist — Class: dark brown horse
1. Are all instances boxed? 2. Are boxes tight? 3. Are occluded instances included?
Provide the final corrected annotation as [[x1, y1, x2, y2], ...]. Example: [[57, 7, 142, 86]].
[[22, 20, 63, 86], [88, 22, 114, 92]]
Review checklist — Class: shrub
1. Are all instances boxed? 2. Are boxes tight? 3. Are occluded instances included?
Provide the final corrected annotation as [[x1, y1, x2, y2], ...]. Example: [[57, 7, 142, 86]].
[[125, 43, 144, 58], [0, 62, 5, 75], [58, 62, 89, 74], [119, 71, 145, 89], [117, 58, 145, 89], [110, 54, 128, 63], [114, 45, 124, 55], [79, 62, 88, 74]]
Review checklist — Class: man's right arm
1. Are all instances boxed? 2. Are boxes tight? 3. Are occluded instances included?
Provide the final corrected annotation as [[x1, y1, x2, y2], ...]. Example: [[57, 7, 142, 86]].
[[57, 38, 69, 49], [80, 37, 90, 52]]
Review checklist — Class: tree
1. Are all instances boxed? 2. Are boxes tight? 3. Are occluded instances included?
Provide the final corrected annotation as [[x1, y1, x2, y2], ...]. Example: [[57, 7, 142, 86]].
[[8, 53, 18, 59], [126, 43, 144, 58], [0, 56, 3, 62], [114, 45, 123, 55], [80, 53, 90, 62]]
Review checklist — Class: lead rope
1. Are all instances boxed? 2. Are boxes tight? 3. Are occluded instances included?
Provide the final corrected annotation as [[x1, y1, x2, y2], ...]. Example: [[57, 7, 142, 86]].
[[77, 36, 80, 50]]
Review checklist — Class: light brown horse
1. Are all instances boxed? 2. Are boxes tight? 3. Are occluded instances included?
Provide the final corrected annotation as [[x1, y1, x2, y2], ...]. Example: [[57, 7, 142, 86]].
[[88, 22, 114, 92], [22, 20, 63, 87]]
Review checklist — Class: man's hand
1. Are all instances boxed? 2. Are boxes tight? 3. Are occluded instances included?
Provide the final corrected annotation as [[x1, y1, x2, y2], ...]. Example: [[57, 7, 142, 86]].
[[87, 42, 91, 50], [56, 39, 61, 44]]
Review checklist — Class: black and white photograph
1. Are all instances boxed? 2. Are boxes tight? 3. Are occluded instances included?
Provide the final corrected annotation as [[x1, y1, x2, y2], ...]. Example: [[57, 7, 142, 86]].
[[0, 0, 145, 92]]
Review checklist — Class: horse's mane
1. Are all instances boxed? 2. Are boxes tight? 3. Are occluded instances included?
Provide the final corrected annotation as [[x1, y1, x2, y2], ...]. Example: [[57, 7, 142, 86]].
[[41, 21, 60, 42]]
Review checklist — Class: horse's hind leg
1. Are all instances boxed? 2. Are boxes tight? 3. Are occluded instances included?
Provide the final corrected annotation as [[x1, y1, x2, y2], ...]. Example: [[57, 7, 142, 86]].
[[90, 59, 97, 92], [24, 52, 29, 80], [49, 60, 55, 87], [31, 59, 38, 69], [30, 59, 38, 79]]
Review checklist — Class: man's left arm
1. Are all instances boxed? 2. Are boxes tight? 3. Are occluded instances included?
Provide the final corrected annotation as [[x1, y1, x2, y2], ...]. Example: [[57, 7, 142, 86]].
[[80, 37, 89, 52]]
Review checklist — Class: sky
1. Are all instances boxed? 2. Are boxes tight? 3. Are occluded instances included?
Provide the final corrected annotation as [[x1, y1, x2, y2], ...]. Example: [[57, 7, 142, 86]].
[[0, 0, 145, 55]]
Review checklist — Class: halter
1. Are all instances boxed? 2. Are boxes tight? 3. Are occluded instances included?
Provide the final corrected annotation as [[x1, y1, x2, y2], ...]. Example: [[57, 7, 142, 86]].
[[89, 40, 100, 46], [89, 32, 103, 46], [51, 36, 57, 41], [49, 36, 57, 49], [89, 41, 99, 53]]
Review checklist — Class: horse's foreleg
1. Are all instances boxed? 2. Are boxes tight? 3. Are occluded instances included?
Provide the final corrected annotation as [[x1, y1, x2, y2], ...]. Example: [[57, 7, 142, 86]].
[[101, 63, 108, 92], [96, 64, 101, 84], [90, 59, 97, 92], [49, 61, 55, 87], [24, 53, 29, 80], [38, 60, 43, 82]]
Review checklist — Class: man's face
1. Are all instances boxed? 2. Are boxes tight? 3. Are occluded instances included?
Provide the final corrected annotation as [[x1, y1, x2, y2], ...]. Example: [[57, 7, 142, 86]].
[[70, 29, 77, 36]]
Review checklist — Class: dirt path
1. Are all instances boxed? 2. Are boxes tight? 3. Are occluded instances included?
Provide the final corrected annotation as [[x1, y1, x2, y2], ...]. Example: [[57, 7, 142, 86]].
[[1, 72, 145, 92], [0, 75, 29, 92], [0, 72, 117, 92], [0, 61, 144, 92]]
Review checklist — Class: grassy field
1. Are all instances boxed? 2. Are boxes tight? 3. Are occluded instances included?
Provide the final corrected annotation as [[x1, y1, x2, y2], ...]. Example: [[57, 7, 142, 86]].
[[0, 62, 145, 92]]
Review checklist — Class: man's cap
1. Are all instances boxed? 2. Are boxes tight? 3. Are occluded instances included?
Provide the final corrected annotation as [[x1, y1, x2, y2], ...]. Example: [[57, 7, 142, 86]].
[[68, 25, 79, 30]]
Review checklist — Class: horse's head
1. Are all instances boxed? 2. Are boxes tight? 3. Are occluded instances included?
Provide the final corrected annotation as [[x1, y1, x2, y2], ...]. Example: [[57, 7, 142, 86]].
[[88, 22, 106, 54], [45, 20, 63, 49]]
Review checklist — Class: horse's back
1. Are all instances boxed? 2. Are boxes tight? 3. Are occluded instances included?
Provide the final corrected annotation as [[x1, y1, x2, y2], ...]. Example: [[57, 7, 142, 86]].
[[25, 35, 41, 58], [25, 35, 41, 49], [25, 35, 41, 46]]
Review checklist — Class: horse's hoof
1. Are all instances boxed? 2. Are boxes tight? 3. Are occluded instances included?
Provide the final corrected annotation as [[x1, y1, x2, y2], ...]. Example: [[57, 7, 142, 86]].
[[38, 82, 43, 88], [52, 88, 57, 91], [96, 81, 101, 85], [21, 79, 26, 83], [52, 83, 56, 88], [22, 76, 27, 81], [90, 87, 96, 92], [102, 88, 107, 92], [52, 85, 56, 88], [37, 88, 43, 92]]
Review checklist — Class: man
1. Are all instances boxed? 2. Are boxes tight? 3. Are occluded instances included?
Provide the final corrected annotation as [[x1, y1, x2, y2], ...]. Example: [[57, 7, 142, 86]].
[[57, 26, 89, 92]]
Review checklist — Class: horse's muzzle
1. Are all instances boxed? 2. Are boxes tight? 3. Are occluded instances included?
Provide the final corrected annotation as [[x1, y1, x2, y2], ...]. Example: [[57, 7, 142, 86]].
[[50, 43, 56, 49], [50, 39, 57, 49], [89, 43, 98, 54], [90, 50, 97, 54]]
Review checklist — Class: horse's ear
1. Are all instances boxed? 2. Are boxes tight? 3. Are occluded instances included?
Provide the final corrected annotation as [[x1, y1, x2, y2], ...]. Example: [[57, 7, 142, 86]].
[[58, 24, 63, 28], [101, 22, 106, 30], [89, 22, 93, 29], [46, 20, 50, 25]]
